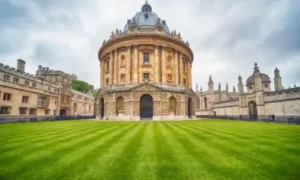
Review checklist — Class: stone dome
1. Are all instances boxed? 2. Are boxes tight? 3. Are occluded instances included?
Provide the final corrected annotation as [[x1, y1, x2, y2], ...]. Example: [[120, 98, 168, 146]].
[[246, 63, 271, 86], [123, 1, 170, 33], [246, 74, 271, 86]]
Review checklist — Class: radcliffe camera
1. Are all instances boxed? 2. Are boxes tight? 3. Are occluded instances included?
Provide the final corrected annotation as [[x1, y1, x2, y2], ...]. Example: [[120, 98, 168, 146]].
[[0, 1, 299, 180]]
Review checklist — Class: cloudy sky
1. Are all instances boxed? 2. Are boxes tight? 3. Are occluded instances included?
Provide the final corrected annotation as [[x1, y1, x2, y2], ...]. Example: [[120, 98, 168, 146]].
[[1, 0, 300, 91]]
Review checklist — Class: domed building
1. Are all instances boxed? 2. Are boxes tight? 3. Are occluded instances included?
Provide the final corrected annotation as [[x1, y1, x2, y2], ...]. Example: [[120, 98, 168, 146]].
[[196, 62, 300, 121], [97, 2, 197, 120]]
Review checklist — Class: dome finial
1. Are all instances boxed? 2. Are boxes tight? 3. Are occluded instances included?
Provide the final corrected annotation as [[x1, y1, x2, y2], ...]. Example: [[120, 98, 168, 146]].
[[142, 1, 152, 12]]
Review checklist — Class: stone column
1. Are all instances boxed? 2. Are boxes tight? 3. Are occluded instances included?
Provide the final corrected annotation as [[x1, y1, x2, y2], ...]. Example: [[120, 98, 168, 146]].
[[154, 46, 159, 82], [113, 49, 118, 84], [100, 61, 104, 88], [174, 50, 179, 85], [109, 52, 114, 85], [161, 47, 166, 83], [178, 53, 183, 85], [132, 46, 138, 83], [127, 46, 132, 83], [188, 61, 192, 88]]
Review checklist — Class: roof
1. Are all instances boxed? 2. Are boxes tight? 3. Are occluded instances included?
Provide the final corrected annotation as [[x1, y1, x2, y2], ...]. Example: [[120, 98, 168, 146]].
[[123, 2, 170, 33]]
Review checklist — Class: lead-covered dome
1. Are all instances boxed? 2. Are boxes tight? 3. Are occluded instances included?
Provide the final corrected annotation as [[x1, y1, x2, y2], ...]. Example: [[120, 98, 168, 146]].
[[124, 1, 170, 33], [246, 63, 271, 86]]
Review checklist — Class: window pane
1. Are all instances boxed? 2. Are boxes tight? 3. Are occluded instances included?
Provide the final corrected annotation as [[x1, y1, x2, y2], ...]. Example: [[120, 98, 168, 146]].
[[143, 53, 149, 64]]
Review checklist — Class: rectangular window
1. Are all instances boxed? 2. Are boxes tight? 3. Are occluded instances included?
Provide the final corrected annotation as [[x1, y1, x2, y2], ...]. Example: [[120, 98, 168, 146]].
[[106, 78, 109, 85], [19, 107, 27, 115], [0, 107, 10, 114], [4, 74, 10, 81], [183, 79, 187, 85], [29, 108, 37, 115], [120, 74, 125, 82], [3, 93, 11, 101], [25, 81, 29, 86], [143, 53, 150, 64], [13, 77, 19, 83], [48, 87, 51, 92], [143, 73, 150, 80], [183, 61, 187, 72], [106, 60, 109, 72], [32, 83, 36, 88], [167, 74, 172, 81], [73, 103, 77, 109], [89, 105, 91, 110], [22, 96, 29, 103]]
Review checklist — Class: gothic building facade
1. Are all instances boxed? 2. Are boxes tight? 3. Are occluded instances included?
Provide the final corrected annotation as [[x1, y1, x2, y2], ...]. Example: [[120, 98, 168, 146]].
[[0, 59, 94, 117], [96, 2, 197, 121], [196, 63, 300, 118]]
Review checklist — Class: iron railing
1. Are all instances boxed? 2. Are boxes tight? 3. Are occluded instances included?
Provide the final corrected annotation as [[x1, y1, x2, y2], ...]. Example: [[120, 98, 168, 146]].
[[0, 115, 96, 124], [196, 115, 300, 124]]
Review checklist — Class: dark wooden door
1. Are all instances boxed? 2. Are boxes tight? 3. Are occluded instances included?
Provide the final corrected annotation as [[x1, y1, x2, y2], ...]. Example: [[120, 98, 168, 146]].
[[140, 95, 153, 120]]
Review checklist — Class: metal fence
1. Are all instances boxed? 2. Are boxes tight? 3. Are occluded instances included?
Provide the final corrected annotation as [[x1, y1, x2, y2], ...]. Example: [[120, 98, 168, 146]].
[[196, 115, 300, 125], [0, 115, 96, 124]]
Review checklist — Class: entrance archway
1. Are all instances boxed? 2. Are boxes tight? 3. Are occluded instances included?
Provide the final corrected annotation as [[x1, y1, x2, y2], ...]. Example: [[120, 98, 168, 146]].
[[100, 98, 104, 119], [60, 109, 66, 116], [188, 98, 193, 118], [140, 94, 153, 120], [248, 101, 257, 120]]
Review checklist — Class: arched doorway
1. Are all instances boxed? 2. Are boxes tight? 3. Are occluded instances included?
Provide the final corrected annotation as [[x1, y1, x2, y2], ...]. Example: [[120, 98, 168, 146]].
[[169, 97, 176, 115], [100, 98, 104, 119], [248, 101, 257, 120], [140, 94, 153, 120], [60, 109, 66, 116], [188, 98, 193, 118], [116, 97, 124, 115]]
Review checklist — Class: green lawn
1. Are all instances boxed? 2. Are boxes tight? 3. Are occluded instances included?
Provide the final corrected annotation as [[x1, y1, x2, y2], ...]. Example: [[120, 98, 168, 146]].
[[0, 120, 300, 180]]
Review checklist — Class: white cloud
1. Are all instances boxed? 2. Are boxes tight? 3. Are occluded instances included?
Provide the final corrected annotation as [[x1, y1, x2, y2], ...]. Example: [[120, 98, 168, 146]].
[[0, 0, 299, 90]]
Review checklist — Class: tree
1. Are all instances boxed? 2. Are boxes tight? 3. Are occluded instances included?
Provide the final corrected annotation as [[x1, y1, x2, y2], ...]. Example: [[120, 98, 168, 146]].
[[72, 79, 94, 93]]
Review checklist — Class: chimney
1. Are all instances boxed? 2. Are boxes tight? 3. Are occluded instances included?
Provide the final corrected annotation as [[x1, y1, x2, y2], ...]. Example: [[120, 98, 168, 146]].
[[17, 59, 26, 72]]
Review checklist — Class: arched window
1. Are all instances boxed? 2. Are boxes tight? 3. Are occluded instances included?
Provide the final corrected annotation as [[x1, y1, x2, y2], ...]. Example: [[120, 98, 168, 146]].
[[204, 97, 208, 109], [116, 97, 124, 115], [121, 55, 125, 67], [169, 97, 176, 115]]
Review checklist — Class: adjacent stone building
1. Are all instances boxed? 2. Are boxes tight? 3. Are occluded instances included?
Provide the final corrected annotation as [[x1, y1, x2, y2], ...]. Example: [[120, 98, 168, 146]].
[[196, 63, 300, 118], [96, 2, 197, 121], [0, 59, 94, 117]]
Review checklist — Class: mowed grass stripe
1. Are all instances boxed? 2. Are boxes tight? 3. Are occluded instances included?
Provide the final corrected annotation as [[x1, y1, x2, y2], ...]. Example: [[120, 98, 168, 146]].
[[0, 122, 113, 153], [179, 121, 300, 164], [39, 122, 139, 180], [0, 122, 131, 179], [160, 122, 216, 180], [170, 121, 289, 179], [131, 122, 156, 180], [0, 121, 92, 140], [0, 123, 116, 163], [168, 121, 265, 179], [95, 122, 147, 180], [153, 122, 191, 180]]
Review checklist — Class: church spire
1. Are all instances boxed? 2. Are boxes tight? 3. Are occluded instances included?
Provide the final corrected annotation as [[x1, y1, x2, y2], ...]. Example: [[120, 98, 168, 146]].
[[208, 75, 214, 91]]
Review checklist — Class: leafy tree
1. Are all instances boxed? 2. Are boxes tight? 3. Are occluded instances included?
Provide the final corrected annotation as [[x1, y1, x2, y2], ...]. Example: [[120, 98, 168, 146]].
[[72, 79, 94, 93]]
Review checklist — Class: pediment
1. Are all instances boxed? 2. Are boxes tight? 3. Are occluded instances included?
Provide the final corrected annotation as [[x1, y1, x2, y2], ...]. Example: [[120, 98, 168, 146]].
[[132, 83, 163, 91]]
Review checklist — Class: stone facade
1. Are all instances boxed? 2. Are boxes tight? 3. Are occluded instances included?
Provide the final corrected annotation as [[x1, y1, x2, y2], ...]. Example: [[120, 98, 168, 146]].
[[96, 2, 197, 121], [0, 60, 94, 117], [196, 63, 300, 118]]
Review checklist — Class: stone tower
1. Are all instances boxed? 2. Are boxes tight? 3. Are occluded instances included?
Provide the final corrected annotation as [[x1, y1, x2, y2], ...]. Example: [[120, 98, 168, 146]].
[[208, 75, 214, 91], [226, 82, 229, 93], [238, 75, 244, 94], [274, 68, 283, 91], [254, 63, 263, 91], [218, 82, 221, 92]]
